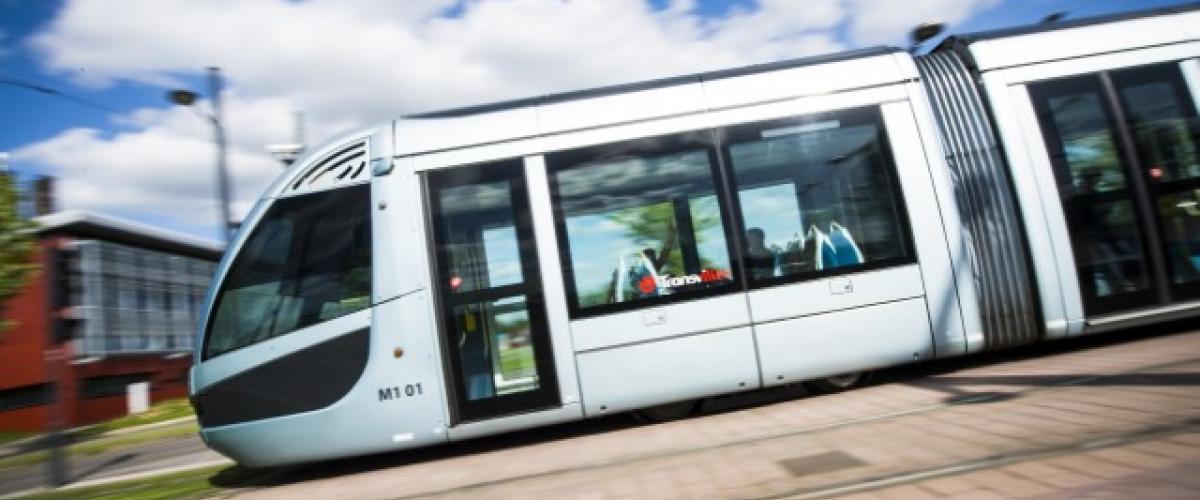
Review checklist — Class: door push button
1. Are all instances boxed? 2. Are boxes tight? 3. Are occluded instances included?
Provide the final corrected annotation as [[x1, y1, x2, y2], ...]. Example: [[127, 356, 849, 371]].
[[828, 276, 853, 295], [643, 309, 667, 326]]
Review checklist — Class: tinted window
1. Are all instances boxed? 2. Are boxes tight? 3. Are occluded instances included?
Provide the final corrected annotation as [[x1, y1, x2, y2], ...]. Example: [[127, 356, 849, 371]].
[[205, 185, 371, 359], [549, 133, 736, 315], [1029, 75, 1155, 310], [80, 373, 151, 399], [0, 384, 51, 411], [723, 106, 913, 286], [1112, 64, 1200, 291]]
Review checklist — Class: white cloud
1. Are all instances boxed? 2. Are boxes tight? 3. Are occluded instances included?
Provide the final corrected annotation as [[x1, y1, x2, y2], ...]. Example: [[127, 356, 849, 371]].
[[13, 93, 297, 232], [16, 0, 994, 239]]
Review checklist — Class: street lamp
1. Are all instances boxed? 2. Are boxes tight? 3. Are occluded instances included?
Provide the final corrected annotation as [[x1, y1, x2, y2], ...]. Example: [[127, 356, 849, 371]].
[[167, 67, 234, 243]]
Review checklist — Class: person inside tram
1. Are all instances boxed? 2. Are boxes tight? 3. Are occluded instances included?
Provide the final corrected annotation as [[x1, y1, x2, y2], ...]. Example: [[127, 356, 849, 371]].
[[745, 228, 775, 279], [629, 248, 661, 298], [459, 306, 495, 400], [1073, 169, 1140, 295]]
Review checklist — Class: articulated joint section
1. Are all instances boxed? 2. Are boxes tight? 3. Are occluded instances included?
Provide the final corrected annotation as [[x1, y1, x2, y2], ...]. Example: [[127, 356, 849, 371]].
[[914, 50, 1041, 350]]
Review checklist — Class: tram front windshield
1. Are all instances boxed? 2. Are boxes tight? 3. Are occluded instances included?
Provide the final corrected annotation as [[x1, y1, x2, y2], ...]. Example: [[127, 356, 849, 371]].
[[204, 185, 372, 360]]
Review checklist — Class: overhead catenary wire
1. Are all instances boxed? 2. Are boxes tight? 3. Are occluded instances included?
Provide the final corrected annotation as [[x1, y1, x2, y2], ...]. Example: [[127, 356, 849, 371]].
[[0, 71, 120, 113]]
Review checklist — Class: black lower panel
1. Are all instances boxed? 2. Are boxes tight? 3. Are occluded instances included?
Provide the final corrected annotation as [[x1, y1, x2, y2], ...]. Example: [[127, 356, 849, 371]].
[[193, 328, 369, 427]]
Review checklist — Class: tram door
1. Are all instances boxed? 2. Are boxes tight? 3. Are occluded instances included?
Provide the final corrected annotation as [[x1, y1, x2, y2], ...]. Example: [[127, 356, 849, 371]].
[[426, 159, 560, 423], [1029, 62, 1200, 315]]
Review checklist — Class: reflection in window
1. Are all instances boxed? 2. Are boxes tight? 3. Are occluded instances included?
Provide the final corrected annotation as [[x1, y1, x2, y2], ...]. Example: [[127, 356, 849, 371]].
[[1030, 75, 1153, 304], [1156, 191, 1200, 286], [205, 185, 372, 359], [552, 143, 734, 311], [1112, 64, 1200, 290], [725, 108, 910, 285], [1045, 92, 1127, 194], [438, 181, 524, 293], [1118, 79, 1200, 184]]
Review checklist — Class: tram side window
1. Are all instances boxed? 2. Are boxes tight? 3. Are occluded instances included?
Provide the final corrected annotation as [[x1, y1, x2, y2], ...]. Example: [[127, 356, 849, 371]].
[[723, 106, 913, 286], [204, 184, 372, 359], [548, 133, 736, 315]]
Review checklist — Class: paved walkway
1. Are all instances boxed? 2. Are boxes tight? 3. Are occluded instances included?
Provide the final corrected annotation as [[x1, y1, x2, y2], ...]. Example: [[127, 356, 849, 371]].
[[211, 325, 1200, 499]]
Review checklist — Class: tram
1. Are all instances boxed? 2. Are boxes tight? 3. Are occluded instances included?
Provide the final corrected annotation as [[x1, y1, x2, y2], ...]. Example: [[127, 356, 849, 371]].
[[189, 5, 1200, 466]]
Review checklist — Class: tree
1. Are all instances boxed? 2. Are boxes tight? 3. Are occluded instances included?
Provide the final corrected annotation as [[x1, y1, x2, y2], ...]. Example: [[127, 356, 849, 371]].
[[0, 172, 38, 333]]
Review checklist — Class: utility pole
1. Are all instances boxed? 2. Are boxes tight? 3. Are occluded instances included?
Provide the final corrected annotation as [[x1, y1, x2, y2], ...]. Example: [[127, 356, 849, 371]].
[[167, 67, 235, 243], [208, 68, 234, 243], [44, 342, 68, 487]]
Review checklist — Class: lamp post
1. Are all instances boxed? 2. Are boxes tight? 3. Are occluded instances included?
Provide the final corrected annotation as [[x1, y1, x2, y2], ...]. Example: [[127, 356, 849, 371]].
[[167, 67, 234, 243]]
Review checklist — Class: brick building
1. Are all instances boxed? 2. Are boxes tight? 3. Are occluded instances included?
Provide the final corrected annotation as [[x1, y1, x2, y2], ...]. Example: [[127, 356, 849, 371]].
[[0, 210, 221, 431]]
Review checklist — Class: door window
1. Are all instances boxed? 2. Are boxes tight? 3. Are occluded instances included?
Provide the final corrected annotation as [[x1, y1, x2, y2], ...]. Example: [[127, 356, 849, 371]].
[[428, 160, 559, 421], [1029, 61, 1200, 313], [1111, 64, 1200, 293], [1030, 75, 1157, 312]]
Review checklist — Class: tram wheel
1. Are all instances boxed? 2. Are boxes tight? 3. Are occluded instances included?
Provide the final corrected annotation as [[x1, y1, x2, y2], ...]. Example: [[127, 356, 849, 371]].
[[805, 371, 871, 394], [632, 400, 698, 423]]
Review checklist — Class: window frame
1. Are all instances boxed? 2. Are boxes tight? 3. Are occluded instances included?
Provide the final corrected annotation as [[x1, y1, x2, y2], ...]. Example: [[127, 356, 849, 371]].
[[716, 105, 918, 291], [546, 130, 744, 319]]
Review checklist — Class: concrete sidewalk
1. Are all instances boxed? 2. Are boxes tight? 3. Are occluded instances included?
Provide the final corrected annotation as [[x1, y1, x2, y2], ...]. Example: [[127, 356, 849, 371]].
[[219, 327, 1200, 499]]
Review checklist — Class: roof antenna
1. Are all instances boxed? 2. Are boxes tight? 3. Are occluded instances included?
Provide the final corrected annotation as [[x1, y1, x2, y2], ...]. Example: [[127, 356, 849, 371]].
[[266, 111, 306, 168], [908, 21, 947, 54], [1041, 12, 1067, 24]]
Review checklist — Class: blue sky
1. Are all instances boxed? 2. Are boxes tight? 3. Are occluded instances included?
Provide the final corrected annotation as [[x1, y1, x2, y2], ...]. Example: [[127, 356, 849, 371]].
[[0, 0, 1191, 241]]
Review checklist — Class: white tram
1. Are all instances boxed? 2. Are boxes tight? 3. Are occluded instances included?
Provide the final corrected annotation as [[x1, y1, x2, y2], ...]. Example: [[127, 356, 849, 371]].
[[190, 5, 1200, 466]]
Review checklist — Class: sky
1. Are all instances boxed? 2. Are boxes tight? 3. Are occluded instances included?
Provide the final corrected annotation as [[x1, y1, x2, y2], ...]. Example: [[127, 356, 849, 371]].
[[0, 0, 1192, 243]]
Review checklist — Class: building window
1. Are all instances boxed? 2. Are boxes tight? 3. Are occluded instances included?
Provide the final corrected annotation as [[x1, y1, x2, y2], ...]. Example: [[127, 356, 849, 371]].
[[80, 374, 152, 399], [722, 106, 914, 287], [0, 384, 51, 411], [548, 131, 736, 316]]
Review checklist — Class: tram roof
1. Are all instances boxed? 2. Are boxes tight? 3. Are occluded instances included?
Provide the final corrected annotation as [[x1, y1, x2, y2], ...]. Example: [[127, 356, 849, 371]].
[[941, 3, 1200, 72], [405, 46, 900, 120]]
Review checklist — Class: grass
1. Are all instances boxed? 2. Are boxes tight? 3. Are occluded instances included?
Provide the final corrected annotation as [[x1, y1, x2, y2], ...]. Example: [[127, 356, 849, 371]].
[[74, 398, 195, 440], [0, 422, 199, 470], [13, 463, 236, 500], [0, 431, 34, 447], [499, 345, 535, 379]]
